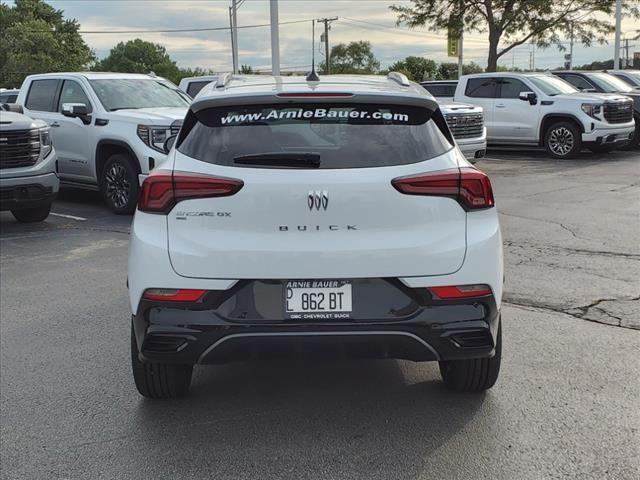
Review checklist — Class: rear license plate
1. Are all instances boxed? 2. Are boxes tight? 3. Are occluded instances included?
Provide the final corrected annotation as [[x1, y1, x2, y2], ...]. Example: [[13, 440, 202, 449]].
[[284, 280, 352, 320]]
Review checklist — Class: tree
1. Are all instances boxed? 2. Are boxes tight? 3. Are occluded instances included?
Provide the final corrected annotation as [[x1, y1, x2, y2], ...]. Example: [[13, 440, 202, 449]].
[[437, 61, 483, 79], [387, 56, 438, 81], [93, 39, 181, 83], [320, 41, 380, 74], [391, 1, 640, 72], [0, 0, 94, 88], [239, 65, 254, 74]]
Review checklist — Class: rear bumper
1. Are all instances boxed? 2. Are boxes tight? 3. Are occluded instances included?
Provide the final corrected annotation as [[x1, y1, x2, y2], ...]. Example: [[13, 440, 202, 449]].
[[132, 281, 501, 366]]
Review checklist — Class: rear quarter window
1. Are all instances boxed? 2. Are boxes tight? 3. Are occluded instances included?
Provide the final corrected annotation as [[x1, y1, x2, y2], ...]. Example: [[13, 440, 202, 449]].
[[465, 78, 497, 98], [186, 81, 213, 97], [25, 79, 60, 111], [177, 103, 454, 169]]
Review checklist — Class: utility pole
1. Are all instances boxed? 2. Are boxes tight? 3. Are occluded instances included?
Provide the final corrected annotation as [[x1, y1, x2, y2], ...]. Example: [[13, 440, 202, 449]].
[[317, 17, 338, 74], [229, 6, 237, 74], [231, 0, 239, 74], [624, 38, 630, 68], [457, 0, 464, 80], [270, 0, 280, 75], [614, 0, 622, 69]]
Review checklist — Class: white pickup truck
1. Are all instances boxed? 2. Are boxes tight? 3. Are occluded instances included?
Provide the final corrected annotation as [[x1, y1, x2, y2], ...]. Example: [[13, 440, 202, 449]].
[[16, 72, 190, 213], [454, 72, 635, 158]]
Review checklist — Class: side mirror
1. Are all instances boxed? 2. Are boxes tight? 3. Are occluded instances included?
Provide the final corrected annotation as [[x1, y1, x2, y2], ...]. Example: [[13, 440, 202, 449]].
[[3, 103, 24, 114], [163, 134, 177, 154], [62, 102, 89, 117], [519, 91, 537, 105]]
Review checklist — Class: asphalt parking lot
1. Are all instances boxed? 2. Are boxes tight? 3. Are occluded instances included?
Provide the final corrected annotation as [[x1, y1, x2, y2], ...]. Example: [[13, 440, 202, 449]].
[[1, 149, 639, 480]]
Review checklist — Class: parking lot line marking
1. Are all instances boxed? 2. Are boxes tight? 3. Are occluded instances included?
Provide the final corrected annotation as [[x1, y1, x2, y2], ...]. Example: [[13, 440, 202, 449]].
[[50, 212, 87, 221]]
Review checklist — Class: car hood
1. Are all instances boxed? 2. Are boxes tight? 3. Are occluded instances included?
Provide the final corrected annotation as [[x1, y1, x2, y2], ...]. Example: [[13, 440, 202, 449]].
[[439, 101, 482, 113], [0, 111, 47, 130], [556, 92, 632, 103], [108, 107, 188, 125]]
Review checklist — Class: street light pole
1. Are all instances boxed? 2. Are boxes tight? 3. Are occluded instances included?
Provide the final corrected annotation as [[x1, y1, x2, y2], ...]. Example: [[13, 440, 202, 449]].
[[270, 0, 280, 75], [614, 0, 622, 69], [229, 6, 237, 74]]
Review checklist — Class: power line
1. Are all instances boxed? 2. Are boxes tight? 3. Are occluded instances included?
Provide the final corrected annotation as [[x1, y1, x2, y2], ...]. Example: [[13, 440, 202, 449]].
[[73, 18, 314, 34]]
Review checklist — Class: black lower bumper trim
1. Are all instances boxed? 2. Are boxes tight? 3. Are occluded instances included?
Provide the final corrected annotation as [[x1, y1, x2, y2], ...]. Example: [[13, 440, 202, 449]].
[[132, 279, 501, 366]]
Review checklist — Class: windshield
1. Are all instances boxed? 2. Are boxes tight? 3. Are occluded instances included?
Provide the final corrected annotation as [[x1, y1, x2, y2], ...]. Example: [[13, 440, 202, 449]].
[[617, 72, 640, 86], [177, 103, 453, 169], [588, 73, 633, 93], [89, 79, 190, 111], [528, 76, 578, 96]]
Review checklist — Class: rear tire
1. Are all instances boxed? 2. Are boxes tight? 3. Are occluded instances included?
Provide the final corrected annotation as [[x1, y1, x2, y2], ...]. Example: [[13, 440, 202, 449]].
[[11, 200, 52, 222], [131, 325, 193, 399], [439, 320, 502, 392], [100, 154, 139, 214], [544, 121, 581, 159]]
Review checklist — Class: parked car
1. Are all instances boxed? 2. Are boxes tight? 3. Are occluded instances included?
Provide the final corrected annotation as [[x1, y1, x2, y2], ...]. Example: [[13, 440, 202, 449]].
[[0, 88, 20, 104], [178, 75, 218, 98], [440, 102, 486, 161], [129, 72, 504, 398], [454, 72, 635, 158], [552, 71, 640, 148], [0, 104, 58, 222], [606, 69, 640, 90], [420, 80, 458, 102], [16, 72, 191, 213]]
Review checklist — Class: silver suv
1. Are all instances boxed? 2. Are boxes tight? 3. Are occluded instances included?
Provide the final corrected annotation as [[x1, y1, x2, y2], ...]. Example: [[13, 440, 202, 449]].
[[0, 105, 58, 222]]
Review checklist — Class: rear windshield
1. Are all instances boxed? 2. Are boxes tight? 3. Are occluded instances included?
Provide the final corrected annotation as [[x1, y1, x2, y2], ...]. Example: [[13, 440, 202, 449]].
[[177, 103, 453, 169]]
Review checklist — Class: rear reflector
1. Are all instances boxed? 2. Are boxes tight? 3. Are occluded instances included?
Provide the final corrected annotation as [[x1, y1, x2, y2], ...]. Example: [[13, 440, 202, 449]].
[[138, 171, 243, 214], [143, 288, 207, 302], [391, 167, 494, 210], [429, 285, 492, 299]]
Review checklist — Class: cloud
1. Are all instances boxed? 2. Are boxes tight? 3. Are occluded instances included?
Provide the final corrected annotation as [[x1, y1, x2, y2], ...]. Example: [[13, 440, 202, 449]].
[[38, 0, 633, 71]]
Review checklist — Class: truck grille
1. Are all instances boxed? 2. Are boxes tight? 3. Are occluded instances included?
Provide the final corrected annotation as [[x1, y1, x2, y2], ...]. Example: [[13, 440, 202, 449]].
[[445, 112, 484, 139], [603, 101, 633, 124], [0, 129, 41, 169]]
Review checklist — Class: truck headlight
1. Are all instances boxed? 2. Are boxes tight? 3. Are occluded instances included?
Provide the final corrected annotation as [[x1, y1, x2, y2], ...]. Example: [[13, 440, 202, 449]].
[[581, 103, 603, 120], [137, 125, 173, 153], [39, 127, 53, 158]]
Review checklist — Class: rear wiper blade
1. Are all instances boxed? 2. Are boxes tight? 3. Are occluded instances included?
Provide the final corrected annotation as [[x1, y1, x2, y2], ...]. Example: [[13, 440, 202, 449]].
[[233, 152, 321, 168]]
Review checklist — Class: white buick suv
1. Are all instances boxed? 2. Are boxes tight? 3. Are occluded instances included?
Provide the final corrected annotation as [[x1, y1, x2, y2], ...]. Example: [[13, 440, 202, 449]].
[[128, 72, 504, 398]]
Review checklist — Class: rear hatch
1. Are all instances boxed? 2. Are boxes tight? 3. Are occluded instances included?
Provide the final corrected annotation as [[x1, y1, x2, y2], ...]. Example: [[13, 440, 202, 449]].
[[166, 98, 466, 279]]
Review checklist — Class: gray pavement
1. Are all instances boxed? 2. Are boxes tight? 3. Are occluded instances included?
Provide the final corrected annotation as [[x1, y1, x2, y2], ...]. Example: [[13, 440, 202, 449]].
[[1, 149, 639, 480]]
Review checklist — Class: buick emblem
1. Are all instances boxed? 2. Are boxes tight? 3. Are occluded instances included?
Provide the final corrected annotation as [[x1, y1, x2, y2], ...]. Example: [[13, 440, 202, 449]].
[[308, 190, 328, 211]]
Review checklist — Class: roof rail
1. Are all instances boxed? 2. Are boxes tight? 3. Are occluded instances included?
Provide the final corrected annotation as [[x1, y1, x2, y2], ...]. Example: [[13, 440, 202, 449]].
[[215, 72, 233, 89], [387, 71, 411, 87]]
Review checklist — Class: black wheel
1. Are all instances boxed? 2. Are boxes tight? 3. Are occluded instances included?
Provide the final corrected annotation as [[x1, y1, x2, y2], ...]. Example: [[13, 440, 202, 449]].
[[131, 325, 193, 399], [588, 144, 616, 154], [100, 154, 139, 214], [439, 320, 502, 392], [11, 200, 52, 222], [544, 121, 582, 159]]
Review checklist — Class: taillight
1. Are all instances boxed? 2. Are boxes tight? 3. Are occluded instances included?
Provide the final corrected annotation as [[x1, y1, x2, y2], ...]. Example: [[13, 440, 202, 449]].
[[143, 288, 207, 302], [138, 171, 243, 214], [391, 167, 494, 210], [429, 285, 492, 299]]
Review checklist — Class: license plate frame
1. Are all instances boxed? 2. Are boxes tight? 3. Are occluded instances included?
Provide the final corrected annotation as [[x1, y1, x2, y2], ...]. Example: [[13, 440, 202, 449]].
[[284, 280, 352, 320]]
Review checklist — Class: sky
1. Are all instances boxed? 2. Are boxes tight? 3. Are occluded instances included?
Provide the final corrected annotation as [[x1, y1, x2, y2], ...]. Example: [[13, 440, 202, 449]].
[[9, 0, 640, 72]]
